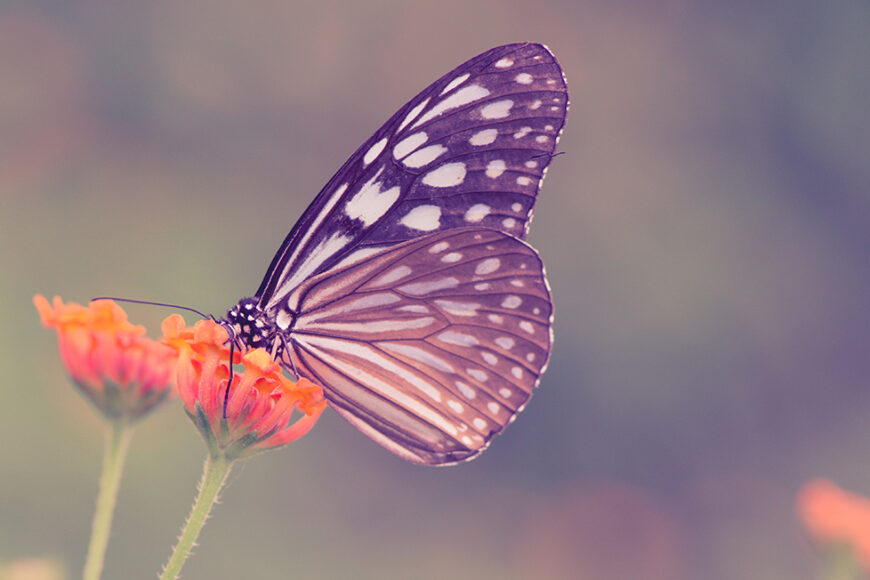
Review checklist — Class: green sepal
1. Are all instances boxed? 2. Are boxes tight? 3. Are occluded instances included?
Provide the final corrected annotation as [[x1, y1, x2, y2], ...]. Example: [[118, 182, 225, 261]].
[[187, 403, 220, 459]]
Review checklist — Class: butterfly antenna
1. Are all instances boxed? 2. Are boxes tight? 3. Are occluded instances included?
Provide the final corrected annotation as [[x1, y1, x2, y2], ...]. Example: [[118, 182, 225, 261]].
[[93, 296, 238, 416], [90, 297, 211, 320]]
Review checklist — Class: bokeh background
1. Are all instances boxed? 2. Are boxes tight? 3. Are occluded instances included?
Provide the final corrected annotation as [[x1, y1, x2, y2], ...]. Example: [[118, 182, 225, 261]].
[[2, 1, 869, 579]]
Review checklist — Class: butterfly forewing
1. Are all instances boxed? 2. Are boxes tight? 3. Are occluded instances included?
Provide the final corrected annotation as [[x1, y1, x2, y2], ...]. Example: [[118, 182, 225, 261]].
[[256, 43, 568, 311], [279, 228, 553, 464]]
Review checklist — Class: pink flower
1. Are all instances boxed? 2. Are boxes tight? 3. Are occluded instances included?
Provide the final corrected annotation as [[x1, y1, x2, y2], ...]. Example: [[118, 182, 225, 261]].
[[34, 295, 174, 421], [162, 315, 326, 459], [798, 478, 870, 570]]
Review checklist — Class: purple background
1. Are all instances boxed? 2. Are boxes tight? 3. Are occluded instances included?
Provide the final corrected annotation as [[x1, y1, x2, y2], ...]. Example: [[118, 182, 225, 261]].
[[2, 1, 869, 578]]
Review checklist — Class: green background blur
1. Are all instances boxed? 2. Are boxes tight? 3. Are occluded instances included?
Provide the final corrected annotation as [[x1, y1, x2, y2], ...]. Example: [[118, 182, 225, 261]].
[[2, 2, 869, 579]]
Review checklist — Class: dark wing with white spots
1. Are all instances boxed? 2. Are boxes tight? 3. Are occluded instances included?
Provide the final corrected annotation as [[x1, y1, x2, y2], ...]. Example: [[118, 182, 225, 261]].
[[280, 228, 553, 465], [256, 43, 567, 311]]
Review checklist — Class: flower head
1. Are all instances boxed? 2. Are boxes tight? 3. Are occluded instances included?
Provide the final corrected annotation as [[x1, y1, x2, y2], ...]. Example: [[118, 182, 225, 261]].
[[162, 315, 325, 460], [798, 478, 870, 570], [34, 295, 175, 422]]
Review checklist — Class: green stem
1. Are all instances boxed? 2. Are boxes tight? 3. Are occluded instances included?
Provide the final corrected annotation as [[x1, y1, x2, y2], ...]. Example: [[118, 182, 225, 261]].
[[160, 455, 233, 580], [83, 421, 132, 580]]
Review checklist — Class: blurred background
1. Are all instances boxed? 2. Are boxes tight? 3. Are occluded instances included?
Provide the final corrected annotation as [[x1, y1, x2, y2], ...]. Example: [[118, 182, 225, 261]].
[[2, 1, 869, 578]]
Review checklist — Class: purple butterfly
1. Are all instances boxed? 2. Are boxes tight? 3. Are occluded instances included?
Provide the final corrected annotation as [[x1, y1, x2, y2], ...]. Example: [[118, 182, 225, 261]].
[[223, 43, 568, 464]]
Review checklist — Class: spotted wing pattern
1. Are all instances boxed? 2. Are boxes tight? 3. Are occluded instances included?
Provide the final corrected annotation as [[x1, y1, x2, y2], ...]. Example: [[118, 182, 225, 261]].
[[256, 43, 568, 312], [278, 228, 553, 465]]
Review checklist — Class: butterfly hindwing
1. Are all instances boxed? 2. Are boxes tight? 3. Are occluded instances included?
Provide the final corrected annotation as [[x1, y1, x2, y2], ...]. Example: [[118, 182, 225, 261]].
[[279, 228, 553, 465], [256, 43, 568, 311]]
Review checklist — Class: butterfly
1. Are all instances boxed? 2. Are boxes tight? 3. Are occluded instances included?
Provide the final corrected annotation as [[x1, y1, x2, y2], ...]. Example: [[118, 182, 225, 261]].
[[222, 43, 568, 465]]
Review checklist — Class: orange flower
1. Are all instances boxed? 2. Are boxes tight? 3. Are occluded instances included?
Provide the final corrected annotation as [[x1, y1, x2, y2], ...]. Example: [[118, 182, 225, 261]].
[[34, 295, 175, 421], [798, 478, 870, 569], [162, 315, 326, 459]]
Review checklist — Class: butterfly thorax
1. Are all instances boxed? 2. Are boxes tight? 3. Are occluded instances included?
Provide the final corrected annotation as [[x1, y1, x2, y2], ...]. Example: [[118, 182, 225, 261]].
[[222, 297, 290, 357]]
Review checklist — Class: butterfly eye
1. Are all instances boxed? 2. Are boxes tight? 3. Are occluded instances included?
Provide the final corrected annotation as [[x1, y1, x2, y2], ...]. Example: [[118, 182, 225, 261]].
[[224, 43, 566, 464]]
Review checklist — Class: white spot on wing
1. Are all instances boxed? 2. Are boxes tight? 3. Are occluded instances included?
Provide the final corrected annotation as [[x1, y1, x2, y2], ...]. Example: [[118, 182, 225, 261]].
[[464, 203, 491, 223], [511, 202, 523, 212], [468, 368, 488, 382], [381, 342, 455, 373], [438, 330, 480, 347], [480, 99, 514, 120], [486, 159, 506, 179], [495, 57, 513, 68], [474, 282, 490, 291], [441, 72, 470, 95], [516, 176, 532, 185], [511, 366, 523, 379], [456, 381, 476, 399], [422, 162, 466, 188], [513, 127, 532, 139], [448, 400, 464, 413], [515, 72, 533, 85], [403, 144, 448, 168], [344, 170, 400, 226], [487, 402, 500, 414], [397, 99, 430, 133], [363, 137, 388, 166], [499, 387, 512, 398], [519, 320, 535, 334], [502, 295, 522, 309], [393, 132, 428, 160], [441, 252, 463, 263], [399, 277, 459, 295], [370, 265, 412, 287], [399, 205, 441, 231], [502, 218, 517, 228], [475, 258, 500, 276], [434, 299, 481, 317], [481, 351, 498, 365], [339, 293, 401, 313], [529, 99, 542, 110], [473, 417, 488, 430], [413, 85, 491, 128], [495, 336, 515, 350], [303, 317, 436, 334], [536, 135, 550, 144], [470, 128, 498, 146], [429, 241, 449, 253]]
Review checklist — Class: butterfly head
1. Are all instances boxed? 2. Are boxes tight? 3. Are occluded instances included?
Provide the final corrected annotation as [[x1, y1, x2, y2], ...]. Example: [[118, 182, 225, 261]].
[[223, 297, 276, 351]]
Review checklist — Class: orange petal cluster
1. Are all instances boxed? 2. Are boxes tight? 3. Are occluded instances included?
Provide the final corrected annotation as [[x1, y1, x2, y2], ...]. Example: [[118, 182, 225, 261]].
[[162, 315, 326, 459], [34, 295, 175, 421], [798, 478, 870, 569]]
